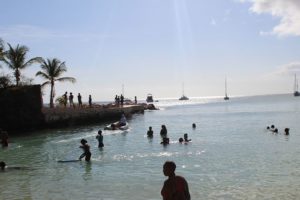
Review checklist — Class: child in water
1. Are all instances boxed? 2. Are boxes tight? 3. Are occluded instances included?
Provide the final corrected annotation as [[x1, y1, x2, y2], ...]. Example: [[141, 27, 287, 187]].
[[96, 130, 104, 148], [184, 133, 191, 142], [147, 127, 153, 137], [79, 139, 91, 161]]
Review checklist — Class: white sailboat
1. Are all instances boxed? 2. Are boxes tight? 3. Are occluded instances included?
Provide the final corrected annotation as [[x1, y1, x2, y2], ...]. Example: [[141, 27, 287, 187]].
[[294, 74, 300, 97], [224, 77, 229, 100], [179, 83, 189, 100]]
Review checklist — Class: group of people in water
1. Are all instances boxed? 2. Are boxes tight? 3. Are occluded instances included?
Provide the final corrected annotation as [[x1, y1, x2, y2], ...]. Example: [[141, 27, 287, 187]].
[[266, 124, 290, 135], [147, 123, 196, 145]]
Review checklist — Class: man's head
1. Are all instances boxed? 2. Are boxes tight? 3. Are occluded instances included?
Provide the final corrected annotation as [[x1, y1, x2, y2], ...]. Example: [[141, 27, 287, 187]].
[[0, 161, 6, 170], [163, 161, 176, 176]]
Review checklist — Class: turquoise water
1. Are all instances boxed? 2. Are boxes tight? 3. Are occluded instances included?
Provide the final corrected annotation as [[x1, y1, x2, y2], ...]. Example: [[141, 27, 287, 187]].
[[1, 94, 300, 200]]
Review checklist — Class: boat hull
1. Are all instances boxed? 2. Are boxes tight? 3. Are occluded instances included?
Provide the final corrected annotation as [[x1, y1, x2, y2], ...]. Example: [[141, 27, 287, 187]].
[[104, 121, 129, 130]]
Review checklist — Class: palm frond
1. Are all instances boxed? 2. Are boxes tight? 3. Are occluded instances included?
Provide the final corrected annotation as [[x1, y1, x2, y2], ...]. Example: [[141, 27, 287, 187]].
[[56, 77, 76, 83]]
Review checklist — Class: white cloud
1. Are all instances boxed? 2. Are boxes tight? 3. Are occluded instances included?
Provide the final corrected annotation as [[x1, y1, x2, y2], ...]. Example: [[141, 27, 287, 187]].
[[274, 62, 300, 76], [241, 0, 300, 37]]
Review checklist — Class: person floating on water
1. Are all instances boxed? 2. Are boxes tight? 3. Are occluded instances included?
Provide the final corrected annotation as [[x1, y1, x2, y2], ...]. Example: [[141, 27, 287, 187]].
[[96, 130, 104, 148], [1, 130, 8, 147], [284, 128, 290, 135], [184, 133, 191, 142], [79, 139, 91, 162], [0, 161, 29, 171], [161, 161, 191, 200], [161, 137, 170, 145], [192, 123, 196, 129], [160, 125, 167, 138], [147, 126, 153, 137], [179, 138, 184, 143]]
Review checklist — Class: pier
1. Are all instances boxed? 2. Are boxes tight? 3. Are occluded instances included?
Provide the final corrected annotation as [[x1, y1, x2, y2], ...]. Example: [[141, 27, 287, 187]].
[[43, 105, 145, 128]]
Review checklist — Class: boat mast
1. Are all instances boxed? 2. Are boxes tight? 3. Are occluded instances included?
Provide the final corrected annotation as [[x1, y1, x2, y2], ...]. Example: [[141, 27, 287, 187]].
[[225, 77, 228, 97], [182, 82, 185, 96], [294, 74, 298, 92]]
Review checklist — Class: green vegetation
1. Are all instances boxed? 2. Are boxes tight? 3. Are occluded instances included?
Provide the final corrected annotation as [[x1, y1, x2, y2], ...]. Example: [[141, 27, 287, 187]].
[[36, 58, 76, 108], [0, 38, 77, 108]]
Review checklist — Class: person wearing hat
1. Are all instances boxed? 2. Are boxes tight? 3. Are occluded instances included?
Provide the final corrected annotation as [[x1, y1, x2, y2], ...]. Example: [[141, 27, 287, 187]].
[[79, 139, 91, 161]]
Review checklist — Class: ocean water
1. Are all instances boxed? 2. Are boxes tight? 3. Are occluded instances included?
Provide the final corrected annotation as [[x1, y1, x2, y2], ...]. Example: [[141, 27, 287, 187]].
[[1, 94, 300, 200]]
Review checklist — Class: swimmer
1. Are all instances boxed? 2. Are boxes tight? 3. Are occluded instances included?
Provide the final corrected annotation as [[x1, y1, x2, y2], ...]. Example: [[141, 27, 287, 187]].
[[284, 128, 290, 135], [0, 161, 30, 171], [161, 137, 169, 145], [147, 127, 153, 137], [160, 125, 167, 138], [179, 138, 184, 143], [192, 123, 196, 129], [96, 130, 104, 148], [79, 139, 91, 162], [184, 133, 191, 142]]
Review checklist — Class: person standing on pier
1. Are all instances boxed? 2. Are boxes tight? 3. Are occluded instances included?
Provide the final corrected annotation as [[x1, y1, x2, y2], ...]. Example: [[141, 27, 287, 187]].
[[63, 92, 68, 107], [78, 93, 82, 108], [69, 92, 74, 108], [89, 95, 92, 107], [120, 95, 124, 106], [134, 96, 137, 104]]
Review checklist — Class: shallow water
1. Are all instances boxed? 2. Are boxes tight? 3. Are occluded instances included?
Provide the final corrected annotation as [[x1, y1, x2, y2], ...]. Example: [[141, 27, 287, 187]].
[[1, 94, 300, 200]]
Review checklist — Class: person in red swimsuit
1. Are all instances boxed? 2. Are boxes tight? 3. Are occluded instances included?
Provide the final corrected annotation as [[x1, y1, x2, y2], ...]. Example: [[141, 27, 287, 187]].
[[161, 161, 190, 200]]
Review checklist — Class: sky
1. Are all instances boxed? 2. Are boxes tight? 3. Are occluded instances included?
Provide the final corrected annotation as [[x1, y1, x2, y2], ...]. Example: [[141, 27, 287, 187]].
[[1, 0, 300, 102]]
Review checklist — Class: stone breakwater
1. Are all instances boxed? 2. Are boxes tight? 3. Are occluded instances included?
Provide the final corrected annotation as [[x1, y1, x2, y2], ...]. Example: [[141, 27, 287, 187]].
[[43, 105, 145, 128]]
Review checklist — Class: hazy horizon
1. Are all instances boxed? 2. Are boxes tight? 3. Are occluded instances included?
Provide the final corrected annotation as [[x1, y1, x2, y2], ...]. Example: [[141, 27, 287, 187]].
[[1, 0, 300, 102]]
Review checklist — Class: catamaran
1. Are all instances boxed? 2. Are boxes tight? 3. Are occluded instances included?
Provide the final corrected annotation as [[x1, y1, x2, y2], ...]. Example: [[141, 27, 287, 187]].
[[294, 74, 300, 97], [224, 77, 229, 100], [179, 83, 189, 100]]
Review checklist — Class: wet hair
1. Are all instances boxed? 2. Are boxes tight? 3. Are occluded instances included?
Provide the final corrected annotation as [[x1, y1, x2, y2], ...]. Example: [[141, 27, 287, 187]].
[[192, 123, 196, 128], [285, 128, 290, 135], [81, 139, 87, 144], [163, 161, 176, 172], [98, 130, 102, 134], [0, 161, 6, 169], [271, 125, 275, 129], [179, 138, 183, 143], [149, 126, 152, 130], [267, 126, 270, 129]]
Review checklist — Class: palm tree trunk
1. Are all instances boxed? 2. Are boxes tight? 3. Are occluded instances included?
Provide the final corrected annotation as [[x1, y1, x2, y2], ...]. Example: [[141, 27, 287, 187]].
[[50, 81, 54, 108], [15, 69, 20, 86]]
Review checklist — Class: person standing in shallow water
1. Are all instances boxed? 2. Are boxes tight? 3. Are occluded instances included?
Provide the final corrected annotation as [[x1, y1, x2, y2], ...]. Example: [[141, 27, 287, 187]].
[[147, 126, 153, 137], [96, 130, 104, 148], [161, 161, 190, 200], [160, 125, 167, 138], [79, 139, 91, 161]]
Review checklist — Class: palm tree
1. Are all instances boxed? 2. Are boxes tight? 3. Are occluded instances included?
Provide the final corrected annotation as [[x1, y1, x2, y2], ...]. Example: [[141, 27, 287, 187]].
[[2, 43, 42, 86], [36, 58, 76, 108], [0, 38, 4, 63]]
